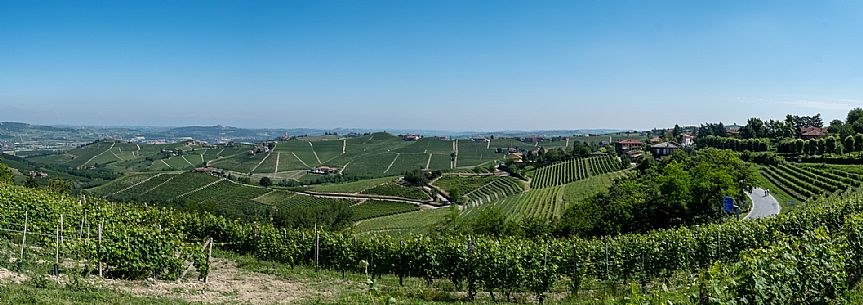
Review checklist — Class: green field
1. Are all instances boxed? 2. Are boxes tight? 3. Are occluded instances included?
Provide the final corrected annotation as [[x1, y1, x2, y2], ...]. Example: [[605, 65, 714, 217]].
[[353, 207, 452, 234], [760, 163, 863, 202], [350, 200, 420, 221], [530, 155, 623, 189]]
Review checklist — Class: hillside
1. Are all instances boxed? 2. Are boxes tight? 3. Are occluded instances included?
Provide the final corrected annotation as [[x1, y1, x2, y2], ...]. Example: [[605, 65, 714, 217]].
[[26, 133, 574, 183], [5, 175, 863, 304]]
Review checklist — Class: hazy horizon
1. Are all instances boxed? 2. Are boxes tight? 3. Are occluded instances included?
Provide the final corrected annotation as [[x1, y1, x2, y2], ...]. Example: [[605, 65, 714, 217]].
[[2, 0, 862, 130]]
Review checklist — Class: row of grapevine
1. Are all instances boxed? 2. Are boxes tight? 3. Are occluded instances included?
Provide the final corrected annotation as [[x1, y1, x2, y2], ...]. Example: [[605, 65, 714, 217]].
[[463, 177, 524, 207], [170, 188, 863, 302], [531, 155, 621, 189], [762, 163, 861, 202], [0, 183, 207, 280]]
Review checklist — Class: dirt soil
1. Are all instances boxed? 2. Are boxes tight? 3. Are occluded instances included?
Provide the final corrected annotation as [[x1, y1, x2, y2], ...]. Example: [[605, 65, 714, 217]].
[[100, 258, 310, 304]]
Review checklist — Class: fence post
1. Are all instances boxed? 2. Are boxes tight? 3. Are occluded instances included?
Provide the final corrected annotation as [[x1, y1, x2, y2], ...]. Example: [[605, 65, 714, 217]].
[[54, 216, 60, 276], [399, 240, 404, 286], [98, 221, 103, 278], [467, 237, 475, 300], [314, 224, 320, 273], [18, 212, 27, 271], [205, 237, 213, 283]]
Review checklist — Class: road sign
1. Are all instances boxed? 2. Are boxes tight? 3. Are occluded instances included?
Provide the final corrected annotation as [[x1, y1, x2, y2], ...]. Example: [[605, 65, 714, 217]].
[[723, 196, 734, 212]]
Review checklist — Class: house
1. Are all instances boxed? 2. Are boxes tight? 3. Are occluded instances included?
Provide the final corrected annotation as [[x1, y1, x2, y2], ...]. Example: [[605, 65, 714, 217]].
[[193, 167, 212, 173], [650, 142, 679, 158], [507, 152, 524, 163], [681, 134, 695, 147], [800, 126, 826, 140], [625, 149, 644, 160], [403, 134, 421, 141], [615, 139, 644, 151], [649, 136, 662, 144], [310, 166, 339, 175]]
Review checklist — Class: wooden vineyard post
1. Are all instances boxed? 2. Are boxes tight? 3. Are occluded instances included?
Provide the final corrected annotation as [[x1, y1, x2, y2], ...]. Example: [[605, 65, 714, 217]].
[[467, 237, 475, 300], [604, 243, 609, 280], [98, 221, 103, 277], [314, 224, 320, 273], [399, 240, 404, 286], [18, 212, 27, 271], [205, 237, 213, 283], [54, 216, 60, 276]]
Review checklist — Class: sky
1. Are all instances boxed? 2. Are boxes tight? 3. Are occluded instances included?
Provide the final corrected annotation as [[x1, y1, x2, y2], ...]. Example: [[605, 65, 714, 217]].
[[1, 0, 862, 131]]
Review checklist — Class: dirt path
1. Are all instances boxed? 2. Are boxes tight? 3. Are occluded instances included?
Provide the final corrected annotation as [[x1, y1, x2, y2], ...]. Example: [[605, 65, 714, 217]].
[[175, 178, 225, 199], [160, 159, 173, 169], [136, 143, 141, 151], [425, 153, 432, 170], [249, 151, 273, 174], [292, 152, 311, 168], [339, 161, 351, 175], [106, 258, 309, 304], [295, 190, 441, 209], [383, 153, 400, 174], [200, 154, 205, 164], [565, 137, 570, 148], [141, 174, 179, 196], [273, 152, 281, 174], [181, 155, 195, 167], [486, 139, 490, 149], [308, 142, 323, 164], [116, 173, 165, 194], [109, 149, 124, 161], [342, 139, 346, 154], [82, 142, 116, 167]]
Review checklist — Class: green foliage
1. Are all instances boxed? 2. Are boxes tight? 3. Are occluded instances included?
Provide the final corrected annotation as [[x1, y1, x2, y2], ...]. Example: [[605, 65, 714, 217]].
[[0, 161, 13, 184], [351, 200, 419, 221], [258, 176, 272, 187], [531, 155, 623, 189]]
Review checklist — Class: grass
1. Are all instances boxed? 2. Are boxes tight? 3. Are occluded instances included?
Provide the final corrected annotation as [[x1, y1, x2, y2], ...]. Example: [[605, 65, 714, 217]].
[[0, 283, 190, 305], [219, 249, 696, 305]]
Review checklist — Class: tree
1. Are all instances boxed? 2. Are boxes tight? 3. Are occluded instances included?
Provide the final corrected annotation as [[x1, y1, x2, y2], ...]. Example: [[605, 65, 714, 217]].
[[672, 124, 683, 138], [24, 176, 38, 188], [847, 108, 863, 125], [47, 179, 73, 194], [855, 134, 863, 152], [844, 135, 855, 153], [744, 117, 767, 138], [449, 188, 463, 203], [259, 177, 272, 187], [0, 162, 12, 184]]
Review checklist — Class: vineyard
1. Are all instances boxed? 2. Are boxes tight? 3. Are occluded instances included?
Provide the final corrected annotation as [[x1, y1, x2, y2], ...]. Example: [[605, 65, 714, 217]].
[[6, 172, 863, 302], [461, 176, 525, 207], [359, 183, 431, 201], [461, 171, 629, 221], [0, 183, 208, 281], [530, 155, 623, 189], [350, 200, 420, 221], [173, 186, 863, 303], [760, 163, 863, 202]]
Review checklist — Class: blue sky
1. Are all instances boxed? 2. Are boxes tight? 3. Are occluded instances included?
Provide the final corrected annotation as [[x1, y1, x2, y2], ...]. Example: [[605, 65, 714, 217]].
[[1, 0, 862, 131]]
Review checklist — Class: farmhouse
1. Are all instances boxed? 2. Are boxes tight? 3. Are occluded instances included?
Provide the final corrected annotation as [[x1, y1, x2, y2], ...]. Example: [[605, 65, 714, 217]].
[[800, 126, 826, 140], [403, 134, 421, 141], [507, 152, 524, 162], [615, 139, 644, 151], [310, 166, 339, 175], [650, 142, 679, 158]]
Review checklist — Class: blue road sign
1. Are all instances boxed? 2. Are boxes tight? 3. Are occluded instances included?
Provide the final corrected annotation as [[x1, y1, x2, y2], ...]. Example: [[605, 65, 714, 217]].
[[723, 196, 734, 212]]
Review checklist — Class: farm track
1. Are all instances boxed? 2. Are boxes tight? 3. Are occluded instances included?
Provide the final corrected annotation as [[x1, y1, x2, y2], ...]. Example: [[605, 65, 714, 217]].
[[273, 152, 280, 174], [175, 178, 227, 199], [383, 153, 401, 174], [181, 155, 195, 167], [249, 151, 273, 174], [308, 142, 323, 164], [291, 152, 311, 168], [425, 153, 432, 170], [115, 173, 165, 194], [141, 174, 179, 196], [293, 190, 441, 209], [342, 139, 346, 154], [160, 159, 173, 169], [109, 149, 124, 161], [81, 142, 115, 167]]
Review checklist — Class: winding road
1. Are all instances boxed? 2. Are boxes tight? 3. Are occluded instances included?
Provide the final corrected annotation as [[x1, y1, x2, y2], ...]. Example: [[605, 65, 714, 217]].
[[744, 187, 781, 220]]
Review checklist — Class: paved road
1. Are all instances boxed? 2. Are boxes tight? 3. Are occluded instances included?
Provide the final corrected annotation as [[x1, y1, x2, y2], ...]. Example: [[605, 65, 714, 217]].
[[744, 187, 782, 220]]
